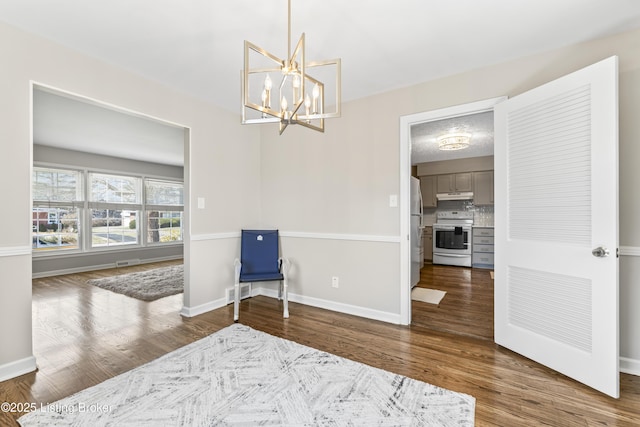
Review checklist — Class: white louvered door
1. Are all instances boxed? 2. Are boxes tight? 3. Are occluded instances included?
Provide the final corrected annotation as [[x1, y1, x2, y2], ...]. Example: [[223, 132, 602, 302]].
[[494, 56, 619, 397]]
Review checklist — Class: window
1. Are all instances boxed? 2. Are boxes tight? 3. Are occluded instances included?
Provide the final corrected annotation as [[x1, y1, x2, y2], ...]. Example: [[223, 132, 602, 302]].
[[89, 173, 141, 248], [32, 168, 82, 252], [145, 179, 184, 244], [32, 166, 183, 255]]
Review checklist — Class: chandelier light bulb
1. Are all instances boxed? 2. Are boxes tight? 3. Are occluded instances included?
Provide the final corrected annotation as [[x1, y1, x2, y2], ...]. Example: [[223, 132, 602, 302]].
[[312, 83, 319, 114], [292, 74, 300, 102]]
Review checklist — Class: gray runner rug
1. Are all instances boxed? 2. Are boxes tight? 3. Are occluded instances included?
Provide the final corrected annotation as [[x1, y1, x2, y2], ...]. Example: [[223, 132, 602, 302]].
[[18, 324, 475, 426], [86, 264, 183, 301]]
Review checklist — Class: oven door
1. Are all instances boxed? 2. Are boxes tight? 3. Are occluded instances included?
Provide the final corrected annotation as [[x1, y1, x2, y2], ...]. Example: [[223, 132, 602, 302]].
[[433, 225, 471, 255]]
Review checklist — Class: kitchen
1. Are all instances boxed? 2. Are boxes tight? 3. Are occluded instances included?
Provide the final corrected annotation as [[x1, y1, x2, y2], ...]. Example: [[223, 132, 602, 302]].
[[409, 110, 495, 339]]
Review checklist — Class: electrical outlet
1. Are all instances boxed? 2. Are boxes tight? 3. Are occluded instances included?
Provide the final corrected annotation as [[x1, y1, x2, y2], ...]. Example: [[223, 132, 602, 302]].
[[331, 276, 339, 288]]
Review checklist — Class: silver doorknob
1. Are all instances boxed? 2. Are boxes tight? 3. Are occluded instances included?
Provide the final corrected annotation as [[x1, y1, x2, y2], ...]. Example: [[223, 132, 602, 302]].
[[592, 247, 610, 258]]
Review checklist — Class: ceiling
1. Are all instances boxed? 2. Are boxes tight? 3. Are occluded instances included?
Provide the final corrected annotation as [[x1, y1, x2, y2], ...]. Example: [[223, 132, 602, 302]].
[[4, 1, 640, 165], [33, 87, 185, 166], [411, 111, 494, 164]]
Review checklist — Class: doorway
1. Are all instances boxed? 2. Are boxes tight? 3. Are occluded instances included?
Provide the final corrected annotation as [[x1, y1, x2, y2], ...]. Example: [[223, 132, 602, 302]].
[[399, 97, 506, 326], [31, 83, 189, 276], [30, 82, 191, 322]]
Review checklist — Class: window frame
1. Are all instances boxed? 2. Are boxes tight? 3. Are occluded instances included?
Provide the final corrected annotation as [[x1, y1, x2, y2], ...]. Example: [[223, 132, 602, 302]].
[[33, 163, 184, 258]]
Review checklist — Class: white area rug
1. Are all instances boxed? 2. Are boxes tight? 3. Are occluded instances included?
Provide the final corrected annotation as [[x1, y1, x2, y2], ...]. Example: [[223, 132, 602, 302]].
[[18, 324, 475, 426], [412, 287, 447, 305], [86, 265, 183, 301]]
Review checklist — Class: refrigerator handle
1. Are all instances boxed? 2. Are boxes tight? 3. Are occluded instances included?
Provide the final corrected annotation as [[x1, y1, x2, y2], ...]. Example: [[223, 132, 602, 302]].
[[418, 188, 424, 227]]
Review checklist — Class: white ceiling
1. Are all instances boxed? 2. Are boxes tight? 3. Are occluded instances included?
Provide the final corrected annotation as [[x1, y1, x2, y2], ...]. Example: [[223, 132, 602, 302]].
[[411, 111, 494, 164], [33, 87, 185, 166], [4, 1, 640, 165]]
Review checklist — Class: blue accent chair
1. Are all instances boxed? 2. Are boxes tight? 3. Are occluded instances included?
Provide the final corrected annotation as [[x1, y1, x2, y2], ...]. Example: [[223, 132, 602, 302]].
[[234, 230, 290, 321]]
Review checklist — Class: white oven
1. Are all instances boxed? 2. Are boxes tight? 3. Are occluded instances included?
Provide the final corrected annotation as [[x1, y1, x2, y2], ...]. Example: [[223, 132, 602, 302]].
[[432, 211, 473, 267]]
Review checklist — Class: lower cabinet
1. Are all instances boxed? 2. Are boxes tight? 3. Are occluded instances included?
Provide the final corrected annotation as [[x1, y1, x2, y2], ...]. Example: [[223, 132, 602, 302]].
[[472, 227, 494, 269], [423, 226, 433, 261]]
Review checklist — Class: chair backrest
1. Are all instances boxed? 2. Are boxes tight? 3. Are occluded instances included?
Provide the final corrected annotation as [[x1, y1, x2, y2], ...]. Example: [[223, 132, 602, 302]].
[[240, 230, 280, 274]]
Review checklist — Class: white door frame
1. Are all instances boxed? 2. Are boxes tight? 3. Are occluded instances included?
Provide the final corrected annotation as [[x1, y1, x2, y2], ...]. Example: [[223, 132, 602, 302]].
[[399, 96, 506, 325]]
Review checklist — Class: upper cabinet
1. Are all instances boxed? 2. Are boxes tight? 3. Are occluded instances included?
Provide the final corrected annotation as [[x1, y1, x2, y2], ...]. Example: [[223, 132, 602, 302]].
[[436, 172, 472, 193], [473, 170, 494, 205], [420, 175, 437, 207]]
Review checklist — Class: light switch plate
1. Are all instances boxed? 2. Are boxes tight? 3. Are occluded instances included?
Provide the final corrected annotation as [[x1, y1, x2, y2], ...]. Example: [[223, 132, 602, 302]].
[[389, 194, 398, 207], [197, 197, 205, 209]]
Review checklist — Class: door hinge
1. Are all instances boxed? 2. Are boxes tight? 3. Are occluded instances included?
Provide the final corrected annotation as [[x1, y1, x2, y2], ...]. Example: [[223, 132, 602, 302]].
[[617, 247, 619, 258]]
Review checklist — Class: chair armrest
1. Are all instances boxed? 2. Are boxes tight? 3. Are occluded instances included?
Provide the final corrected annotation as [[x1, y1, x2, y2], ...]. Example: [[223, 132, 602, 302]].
[[234, 258, 242, 283], [279, 257, 291, 279]]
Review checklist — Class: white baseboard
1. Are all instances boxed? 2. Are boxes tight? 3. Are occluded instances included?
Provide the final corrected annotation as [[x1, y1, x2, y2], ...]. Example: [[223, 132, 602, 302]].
[[620, 357, 640, 377], [180, 296, 227, 318], [32, 255, 183, 279], [0, 355, 37, 382], [254, 286, 401, 324], [180, 285, 401, 325], [286, 292, 402, 324]]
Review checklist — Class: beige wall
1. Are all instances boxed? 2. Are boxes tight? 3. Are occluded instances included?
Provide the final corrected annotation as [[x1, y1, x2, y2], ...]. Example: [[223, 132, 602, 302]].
[[2, 20, 640, 381], [260, 27, 640, 363], [0, 21, 261, 379]]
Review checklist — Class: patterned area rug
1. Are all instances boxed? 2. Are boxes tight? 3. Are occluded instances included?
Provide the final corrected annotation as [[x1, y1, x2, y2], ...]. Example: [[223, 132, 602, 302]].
[[86, 265, 183, 301], [18, 324, 475, 426]]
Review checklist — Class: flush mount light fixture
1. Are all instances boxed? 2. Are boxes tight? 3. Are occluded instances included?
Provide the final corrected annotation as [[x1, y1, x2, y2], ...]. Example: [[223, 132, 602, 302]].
[[241, 0, 341, 134], [437, 132, 471, 151]]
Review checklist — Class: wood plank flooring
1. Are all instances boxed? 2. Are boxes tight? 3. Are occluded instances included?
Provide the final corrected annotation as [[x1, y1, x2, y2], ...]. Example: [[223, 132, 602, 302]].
[[413, 262, 494, 340], [1, 261, 639, 426]]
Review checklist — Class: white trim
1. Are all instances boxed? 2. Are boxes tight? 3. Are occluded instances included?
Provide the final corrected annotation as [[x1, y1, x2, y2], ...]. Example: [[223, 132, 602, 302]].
[[620, 357, 640, 377], [0, 246, 31, 257], [32, 255, 183, 279], [0, 355, 37, 382], [280, 231, 401, 243], [32, 82, 190, 130], [190, 231, 401, 244], [399, 96, 507, 326], [287, 291, 401, 324], [179, 286, 401, 324], [253, 287, 401, 324], [619, 246, 640, 257], [180, 296, 228, 318], [190, 232, 241, 241]]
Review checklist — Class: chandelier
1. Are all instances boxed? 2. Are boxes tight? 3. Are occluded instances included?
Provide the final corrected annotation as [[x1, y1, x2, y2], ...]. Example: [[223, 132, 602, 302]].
[[241, 0, 341, 134], [437, 132, 471, 151]]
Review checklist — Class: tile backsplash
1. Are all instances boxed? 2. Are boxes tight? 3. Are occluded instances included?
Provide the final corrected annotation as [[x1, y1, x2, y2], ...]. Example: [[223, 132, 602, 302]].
[[423, 201, 494, 227]]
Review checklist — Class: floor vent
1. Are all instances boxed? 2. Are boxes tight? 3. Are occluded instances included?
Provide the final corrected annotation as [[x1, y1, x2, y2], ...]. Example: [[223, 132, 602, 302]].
[[115, 259, 141, 268], [226, 284, 252, 304]]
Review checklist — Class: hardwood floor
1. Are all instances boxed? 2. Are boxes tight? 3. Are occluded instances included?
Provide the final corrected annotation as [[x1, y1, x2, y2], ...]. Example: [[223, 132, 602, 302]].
[[1, 261, 639, 426], [413, 262, 494, 340]]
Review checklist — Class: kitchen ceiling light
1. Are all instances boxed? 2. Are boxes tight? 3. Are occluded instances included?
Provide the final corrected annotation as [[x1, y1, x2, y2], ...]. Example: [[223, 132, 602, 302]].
[[437, 132, 471, 151], [241, 0, 341, 134]]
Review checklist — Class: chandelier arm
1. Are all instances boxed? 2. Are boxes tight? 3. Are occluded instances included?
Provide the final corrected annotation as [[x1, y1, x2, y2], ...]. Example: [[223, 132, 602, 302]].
[[241, 0, 339, 134]]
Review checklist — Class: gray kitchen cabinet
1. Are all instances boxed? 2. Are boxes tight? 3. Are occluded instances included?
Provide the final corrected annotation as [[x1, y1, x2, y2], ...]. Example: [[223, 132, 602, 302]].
[[437, 172, 472, 193], [472, 227, 494, 269], [420, 176, 437, 207], [473, 171, 494, 205], [423, 226, 433, 261]]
